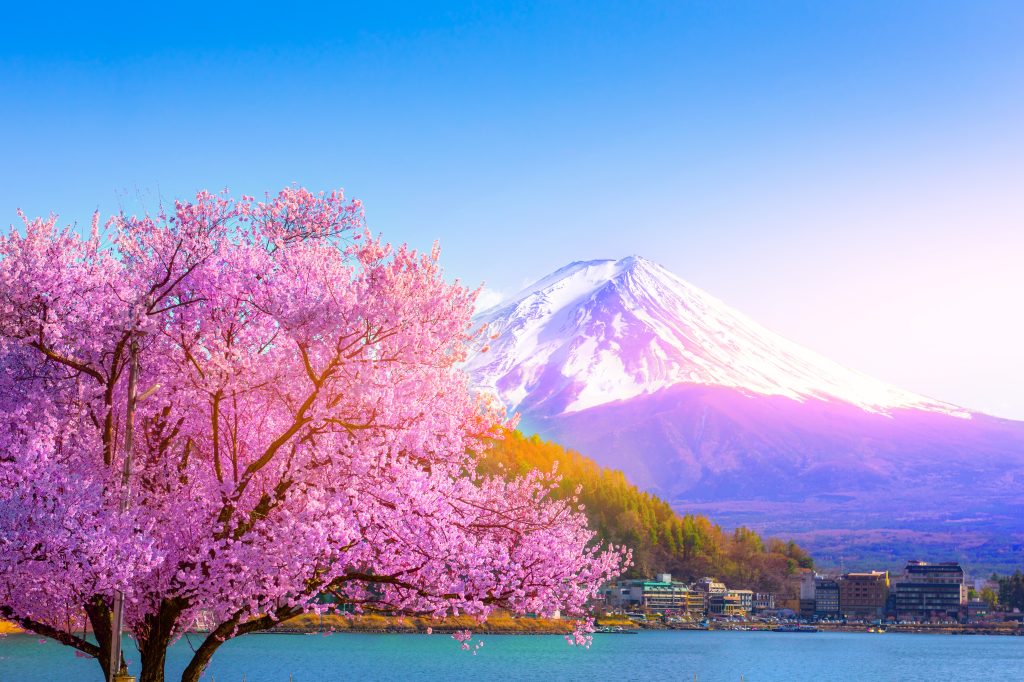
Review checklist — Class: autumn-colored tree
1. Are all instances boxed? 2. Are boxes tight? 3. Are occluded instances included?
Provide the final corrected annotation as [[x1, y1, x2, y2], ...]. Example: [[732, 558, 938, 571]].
[[481, 431, 811, 592], [978, 587, 999, 608], [0, 189, 627, 682]]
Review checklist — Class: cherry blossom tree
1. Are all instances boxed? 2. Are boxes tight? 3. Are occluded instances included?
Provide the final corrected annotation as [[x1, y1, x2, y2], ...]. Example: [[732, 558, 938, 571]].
[[0, 188, 627, 682]]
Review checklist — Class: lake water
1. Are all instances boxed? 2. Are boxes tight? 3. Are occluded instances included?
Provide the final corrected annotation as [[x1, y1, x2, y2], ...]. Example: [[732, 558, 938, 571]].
[[1, 630, 1021, 681]]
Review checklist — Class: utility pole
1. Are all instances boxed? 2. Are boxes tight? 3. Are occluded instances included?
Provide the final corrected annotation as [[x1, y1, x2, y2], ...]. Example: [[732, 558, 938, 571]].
[[109, 335, 140, 682]]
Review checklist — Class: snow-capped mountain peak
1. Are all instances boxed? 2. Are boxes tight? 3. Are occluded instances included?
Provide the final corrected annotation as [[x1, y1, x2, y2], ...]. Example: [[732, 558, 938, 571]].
[[465, 256, 965, 418]]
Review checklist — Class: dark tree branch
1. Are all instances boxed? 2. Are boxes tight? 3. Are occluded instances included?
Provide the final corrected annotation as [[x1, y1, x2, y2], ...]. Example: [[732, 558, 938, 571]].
[[27, 341, 104, 384], [0, 605, 101, 659]]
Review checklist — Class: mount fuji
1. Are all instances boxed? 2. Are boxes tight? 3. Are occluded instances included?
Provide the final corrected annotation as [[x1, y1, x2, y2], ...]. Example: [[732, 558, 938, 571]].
[[466, 257, 1024, 571]]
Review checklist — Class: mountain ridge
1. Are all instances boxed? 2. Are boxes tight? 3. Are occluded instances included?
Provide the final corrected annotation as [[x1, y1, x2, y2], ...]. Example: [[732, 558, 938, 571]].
[[466, 256, 1024, 572], [467, 255, 965, 418]]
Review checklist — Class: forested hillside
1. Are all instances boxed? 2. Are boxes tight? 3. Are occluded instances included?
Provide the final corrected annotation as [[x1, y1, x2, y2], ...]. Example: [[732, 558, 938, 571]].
[[480, 431, 813, 593]]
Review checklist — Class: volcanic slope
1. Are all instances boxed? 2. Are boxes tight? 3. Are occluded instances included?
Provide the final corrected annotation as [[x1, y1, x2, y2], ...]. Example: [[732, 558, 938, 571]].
[[466, 257, 1024, 571]]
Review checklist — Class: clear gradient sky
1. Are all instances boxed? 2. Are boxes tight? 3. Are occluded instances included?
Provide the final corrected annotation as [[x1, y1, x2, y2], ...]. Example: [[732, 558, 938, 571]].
[[2, 2, 1022, 418]]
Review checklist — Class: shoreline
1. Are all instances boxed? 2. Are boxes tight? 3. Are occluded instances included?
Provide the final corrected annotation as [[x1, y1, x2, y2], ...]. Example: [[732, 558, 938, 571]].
[[254, 615, 1024, 637], [637, 622, 1023, 637], [3, 617, 1020, 639]]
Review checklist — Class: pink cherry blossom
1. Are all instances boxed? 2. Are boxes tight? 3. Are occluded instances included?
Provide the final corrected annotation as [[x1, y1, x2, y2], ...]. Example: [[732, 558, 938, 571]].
[[0, 188, 628, 682]]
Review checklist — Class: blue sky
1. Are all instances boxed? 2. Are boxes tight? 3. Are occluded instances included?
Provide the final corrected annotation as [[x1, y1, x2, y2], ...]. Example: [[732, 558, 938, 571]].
[[2, 1, 1022, 417]]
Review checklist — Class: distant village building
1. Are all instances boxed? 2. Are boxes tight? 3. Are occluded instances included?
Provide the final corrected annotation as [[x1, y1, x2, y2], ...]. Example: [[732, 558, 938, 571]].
[[694, 577, 727, 595], [598, 559, 975, 624], [601, 579, 643, 608], [731, 589, 754, 614], [798, 569, 815, 600], [600, 574, 754, 618], [965, 599, 989, 622], [892, 561, 966, 621], [601, 574, 702, 616], [839, 571, 889, 619], [638, 575, 692, 612], [681, 591, 707, 617], [693, 577, 728, 613], [813, 578, 840, 617], [752, 592, 776, 612], [708, 591, 744, 616], [798, 569, 817, 616], [795, 571, 841, 618]]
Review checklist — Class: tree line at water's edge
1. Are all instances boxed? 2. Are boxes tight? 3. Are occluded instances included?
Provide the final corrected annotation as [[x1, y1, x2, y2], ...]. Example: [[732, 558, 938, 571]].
[[479, 431, 814, 594]]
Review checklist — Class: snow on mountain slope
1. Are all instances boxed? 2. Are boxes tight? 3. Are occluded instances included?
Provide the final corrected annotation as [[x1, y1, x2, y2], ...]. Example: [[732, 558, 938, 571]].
[[466, 256, 966, 418], [465, 256, 1024, 571]]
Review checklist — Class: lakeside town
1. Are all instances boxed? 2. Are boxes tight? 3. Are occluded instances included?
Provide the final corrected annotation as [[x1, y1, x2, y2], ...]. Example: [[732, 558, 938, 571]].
[[181, 559, 1024, 636], [596, 560, 1024, 634]]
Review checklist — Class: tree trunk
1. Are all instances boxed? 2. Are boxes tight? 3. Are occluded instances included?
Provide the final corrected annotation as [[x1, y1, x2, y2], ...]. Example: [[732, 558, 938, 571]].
[[137, 635, 170, 682], [138, 642, 169, 682], [85, 596, 123, 681], [135, 598, 184, 682], [179, 623, 230, 682]]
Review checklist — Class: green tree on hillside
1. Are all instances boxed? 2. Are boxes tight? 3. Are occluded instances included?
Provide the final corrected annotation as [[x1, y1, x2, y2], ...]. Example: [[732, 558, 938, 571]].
[[997, 571, 1024, 610]]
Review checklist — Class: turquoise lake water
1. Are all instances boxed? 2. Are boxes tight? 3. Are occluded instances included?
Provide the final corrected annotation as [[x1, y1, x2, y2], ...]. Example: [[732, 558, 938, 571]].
[[1, 630, 1021, 681]]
